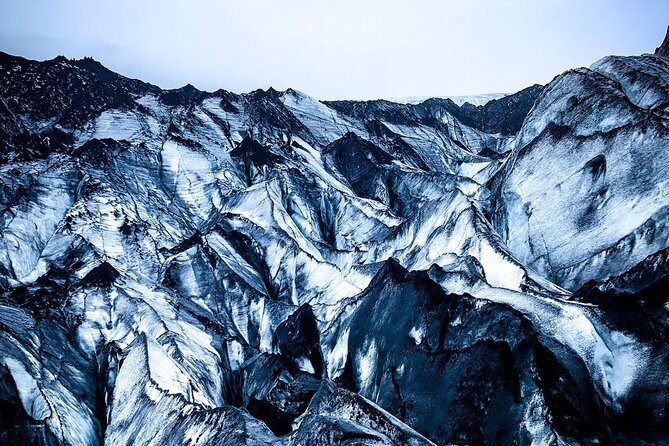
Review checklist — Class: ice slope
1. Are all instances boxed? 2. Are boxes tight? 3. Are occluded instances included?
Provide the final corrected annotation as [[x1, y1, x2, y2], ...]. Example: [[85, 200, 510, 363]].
[[492, 53, 669, 290]]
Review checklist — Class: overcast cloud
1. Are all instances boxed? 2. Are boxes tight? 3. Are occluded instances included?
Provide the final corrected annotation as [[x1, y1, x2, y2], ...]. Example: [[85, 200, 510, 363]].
[[1, 0, 667, 99]]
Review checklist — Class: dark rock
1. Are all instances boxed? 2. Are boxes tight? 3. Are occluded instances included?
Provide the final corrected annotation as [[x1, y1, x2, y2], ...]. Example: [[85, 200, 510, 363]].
[[274, 304, 324, 377], [242, 353, 320, 435]]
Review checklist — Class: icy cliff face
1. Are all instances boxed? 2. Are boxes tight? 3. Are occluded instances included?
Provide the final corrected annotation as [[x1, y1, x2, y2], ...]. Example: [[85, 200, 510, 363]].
[[491, 53, 669, 290], [0, 43, 668, 446]]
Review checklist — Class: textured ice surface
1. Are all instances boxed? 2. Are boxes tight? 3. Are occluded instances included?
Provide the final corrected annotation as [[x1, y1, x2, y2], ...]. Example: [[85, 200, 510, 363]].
[[493, 53, 669, 289], [1, 48, 668, 445]]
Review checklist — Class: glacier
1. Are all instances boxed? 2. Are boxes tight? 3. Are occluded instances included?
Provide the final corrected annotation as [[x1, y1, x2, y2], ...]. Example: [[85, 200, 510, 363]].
[[0, 29, 668, 445]]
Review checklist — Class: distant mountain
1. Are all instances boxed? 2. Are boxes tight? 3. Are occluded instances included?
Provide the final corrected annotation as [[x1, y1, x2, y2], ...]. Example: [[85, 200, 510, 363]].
[[389, 92, 508, 106], [325, 84, 543, 138], [1, 29, 669, 445]]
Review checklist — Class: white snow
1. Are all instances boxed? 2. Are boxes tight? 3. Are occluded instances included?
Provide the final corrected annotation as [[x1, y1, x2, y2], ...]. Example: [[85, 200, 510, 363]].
[[408, 326, 425, 345]]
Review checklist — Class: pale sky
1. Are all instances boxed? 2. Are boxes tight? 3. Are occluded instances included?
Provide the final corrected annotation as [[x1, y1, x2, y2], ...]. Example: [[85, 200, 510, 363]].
[[1, 0, 667, 100]]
